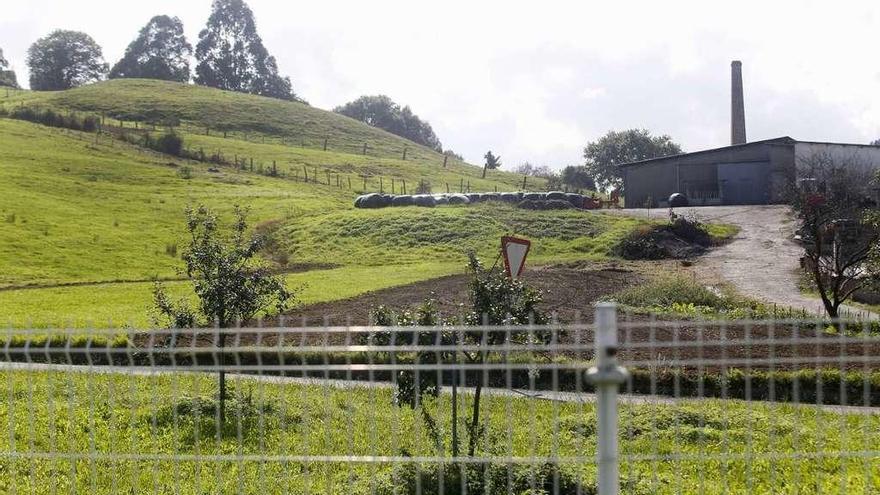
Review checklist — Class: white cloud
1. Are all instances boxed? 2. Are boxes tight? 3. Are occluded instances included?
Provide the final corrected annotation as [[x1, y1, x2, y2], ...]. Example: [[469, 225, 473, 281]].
[[1, 0, 878, 166]]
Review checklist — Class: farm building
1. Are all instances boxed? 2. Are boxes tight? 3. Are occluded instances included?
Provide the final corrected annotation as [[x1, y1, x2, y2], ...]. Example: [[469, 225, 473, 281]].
[[622, 138, 880, 208], [621, 61, 880, 208]]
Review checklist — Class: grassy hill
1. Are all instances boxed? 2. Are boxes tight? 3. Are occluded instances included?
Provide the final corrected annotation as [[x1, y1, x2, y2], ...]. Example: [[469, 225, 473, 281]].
[[0, 81, 647, 328]]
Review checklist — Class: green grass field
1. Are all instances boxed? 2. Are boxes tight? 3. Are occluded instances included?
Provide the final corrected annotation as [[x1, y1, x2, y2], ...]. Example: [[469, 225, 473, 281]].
[[0, 81, 652, 329], [0, 370, 876, 494]]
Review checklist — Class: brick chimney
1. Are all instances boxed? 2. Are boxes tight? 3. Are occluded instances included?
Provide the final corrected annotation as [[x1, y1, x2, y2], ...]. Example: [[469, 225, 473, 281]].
[[731, 60, 747, 145]]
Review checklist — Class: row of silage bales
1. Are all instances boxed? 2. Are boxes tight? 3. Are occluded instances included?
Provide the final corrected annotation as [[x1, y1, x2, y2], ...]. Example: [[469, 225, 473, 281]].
[[355, 191, 589, 209]]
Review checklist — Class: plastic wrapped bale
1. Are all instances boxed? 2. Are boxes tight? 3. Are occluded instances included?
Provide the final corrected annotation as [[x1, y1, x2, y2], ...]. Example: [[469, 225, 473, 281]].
[[500, 192, 520, 203], [412, 195, 437, 207], [355, 193, 385, 209], [483, 192, 500, 202], [669, 193, 689, 208], [467, 193, 482, 203], [380, 194, 394, 207], [522, 192, 546, 201], [565, 193, 585, 208], [546, 191, 567, 201], [434, 194, 449, 205], [447, 193, 471, 205], [392, 195, 414, 207]]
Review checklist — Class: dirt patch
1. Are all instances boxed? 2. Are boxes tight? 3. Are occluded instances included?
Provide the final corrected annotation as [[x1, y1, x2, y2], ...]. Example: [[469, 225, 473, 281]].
[[284, 263, 644, 325]]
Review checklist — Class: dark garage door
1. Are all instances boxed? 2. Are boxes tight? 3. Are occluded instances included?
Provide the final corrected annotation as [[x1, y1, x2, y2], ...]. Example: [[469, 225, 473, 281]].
[[718, 162, 769, 205]]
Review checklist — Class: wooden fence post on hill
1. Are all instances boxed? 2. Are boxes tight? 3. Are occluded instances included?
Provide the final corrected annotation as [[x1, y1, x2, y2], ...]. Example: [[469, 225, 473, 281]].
[[443, 155, 448, 168], [402, 147, 408, 161], [522, 175, 527, 190], [323, 138, 328, 151], [363, 143, 367, 155]]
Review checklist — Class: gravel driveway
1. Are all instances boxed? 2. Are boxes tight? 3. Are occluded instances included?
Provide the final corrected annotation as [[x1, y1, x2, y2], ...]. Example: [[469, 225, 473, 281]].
[[615, 205, 877, 320]]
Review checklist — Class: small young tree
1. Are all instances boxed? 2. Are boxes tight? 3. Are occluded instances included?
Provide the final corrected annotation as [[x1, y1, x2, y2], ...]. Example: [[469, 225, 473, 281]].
[[27, 30, 108, 90], [460, 252, 547, 456], [482, 151, 501, 179], [791, 154, 880, 318], [372, 253, 547, 458], [153, 205, 294, 422]]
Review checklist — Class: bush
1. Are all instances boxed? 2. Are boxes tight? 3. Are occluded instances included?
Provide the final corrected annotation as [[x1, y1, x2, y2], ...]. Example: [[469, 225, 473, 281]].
[[377, 462, 594, 495], [614, 275, 724, 309], [176, 166, 193, 180], [154, 132, 184, 156]]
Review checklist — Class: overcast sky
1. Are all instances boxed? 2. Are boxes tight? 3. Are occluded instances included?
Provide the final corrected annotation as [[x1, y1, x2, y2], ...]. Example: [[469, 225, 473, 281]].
[[2, 1, 879, 167]]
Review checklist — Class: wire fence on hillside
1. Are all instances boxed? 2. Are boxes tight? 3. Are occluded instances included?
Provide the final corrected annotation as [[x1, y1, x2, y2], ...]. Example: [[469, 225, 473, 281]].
[[1, 309, 878, 494], [0, 103, 554, 196]]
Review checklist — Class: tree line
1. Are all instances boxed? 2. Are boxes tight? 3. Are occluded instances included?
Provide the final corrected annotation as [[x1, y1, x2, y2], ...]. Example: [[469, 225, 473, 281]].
[[3, 0, 300, 102], [0, 0, 459, 155]]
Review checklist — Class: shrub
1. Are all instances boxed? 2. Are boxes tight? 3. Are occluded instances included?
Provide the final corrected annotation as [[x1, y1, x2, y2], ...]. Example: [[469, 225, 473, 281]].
[[154, 132, 184, 156], [614, 275, 724, 309], [377, 462, 594, 495], [176, 166, 193, 180]]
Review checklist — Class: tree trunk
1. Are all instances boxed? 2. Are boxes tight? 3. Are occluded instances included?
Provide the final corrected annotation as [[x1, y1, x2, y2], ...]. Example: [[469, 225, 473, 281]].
[[219, 331, 227, 425], [451, 354, 459, 458], [467, 379, 483, 457]]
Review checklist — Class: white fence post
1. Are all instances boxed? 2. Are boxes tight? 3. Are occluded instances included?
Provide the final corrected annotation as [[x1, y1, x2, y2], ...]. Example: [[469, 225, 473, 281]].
[[588, 302, 628, 495]]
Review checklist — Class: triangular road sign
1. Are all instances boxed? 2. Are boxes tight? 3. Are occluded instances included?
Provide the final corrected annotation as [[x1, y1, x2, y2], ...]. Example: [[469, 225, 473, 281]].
[[501, 236, 531, 279]]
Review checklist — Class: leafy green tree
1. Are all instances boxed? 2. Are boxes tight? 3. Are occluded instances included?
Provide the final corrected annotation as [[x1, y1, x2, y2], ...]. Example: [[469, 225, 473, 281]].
[[110, 15, 192, 82], [195, 0, 296, 100], [0, 47, 18, 88], [152, 205, 294, 422], [27, 30, 108, 90], [334, 95, 442, 151], [561, 165, 596, 190], [584, 129, 682, 192], [871, 139, 880, 147], [482, 150, 501, 178], [790, 155, 879, 318]]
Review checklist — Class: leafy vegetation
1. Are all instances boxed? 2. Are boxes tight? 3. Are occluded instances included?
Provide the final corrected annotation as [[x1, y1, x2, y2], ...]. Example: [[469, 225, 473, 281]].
[[195, 0, 295, 101], [583, 129, 682, 192], [334, 94, 442, 151], [612, 274, 773, 319], [109, 15, 192, 82], [0, 370, 876, 493], [27, 30, 108, 90]]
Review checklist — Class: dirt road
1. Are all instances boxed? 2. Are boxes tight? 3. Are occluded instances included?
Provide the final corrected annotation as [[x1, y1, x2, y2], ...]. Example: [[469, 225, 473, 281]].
[[617, 205, 877, 319]]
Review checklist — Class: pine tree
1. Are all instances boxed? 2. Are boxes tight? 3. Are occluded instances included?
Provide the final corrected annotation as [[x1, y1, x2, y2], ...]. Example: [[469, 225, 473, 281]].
[[110, 16, 192, 82], [194, 0, 294, 100]]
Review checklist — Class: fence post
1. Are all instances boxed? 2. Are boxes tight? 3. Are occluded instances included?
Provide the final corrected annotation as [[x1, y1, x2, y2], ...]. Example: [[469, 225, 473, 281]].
[[587, 303, 627, 495]]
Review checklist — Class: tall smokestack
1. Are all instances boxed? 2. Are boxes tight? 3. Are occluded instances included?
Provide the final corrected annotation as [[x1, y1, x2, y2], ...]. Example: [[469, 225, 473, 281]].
[[731, 60, 747, 145]]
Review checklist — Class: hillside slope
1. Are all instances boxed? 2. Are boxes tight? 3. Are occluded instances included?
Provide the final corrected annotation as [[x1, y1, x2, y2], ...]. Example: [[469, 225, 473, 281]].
[[2, 80, 540, 193], [4, 79, 432, 158], [0, 83, 640, 328]]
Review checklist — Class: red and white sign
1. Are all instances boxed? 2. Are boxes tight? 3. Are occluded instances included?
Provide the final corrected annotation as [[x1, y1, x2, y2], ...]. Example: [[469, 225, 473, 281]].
[[501, 236, 531, 279]]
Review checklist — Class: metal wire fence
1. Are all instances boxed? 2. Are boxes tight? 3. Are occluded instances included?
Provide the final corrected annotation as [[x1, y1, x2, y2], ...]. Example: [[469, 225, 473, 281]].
[[1, 305, 879, 494]]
